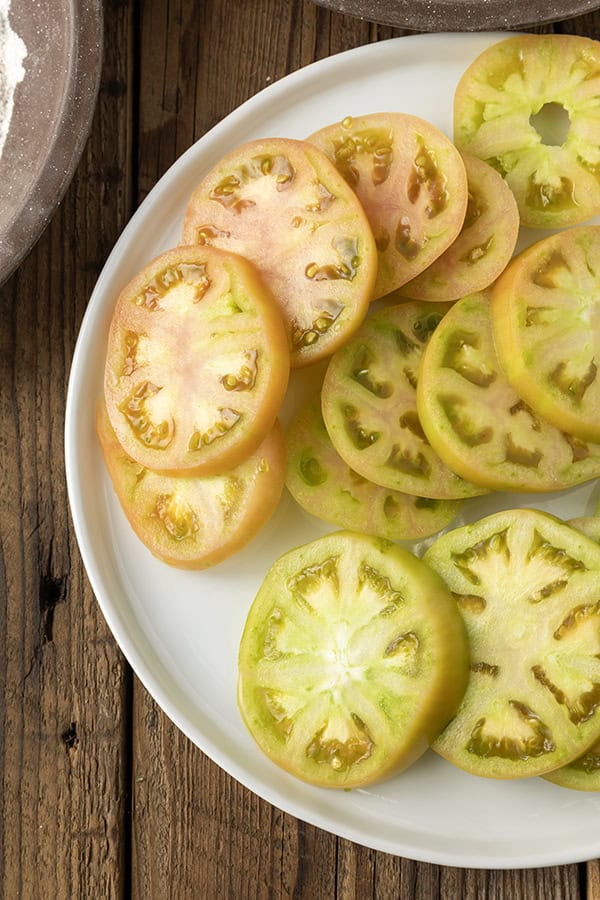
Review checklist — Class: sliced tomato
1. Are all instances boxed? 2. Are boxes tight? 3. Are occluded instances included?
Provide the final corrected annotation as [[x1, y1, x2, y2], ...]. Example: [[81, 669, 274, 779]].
[[321, 300, 486, 499], [454, 34, 600, 228], [543, 739, 600, 792], [104, 244, 289, 475], [285, 394, 462, 540], [491, 227, 600, 444], [417, 291, 600, 492], [539, 515, 600, 790], [424, 508, 600, 779], [238, 531, 469, 788], [398, 154, 519, 302], [96, 403, 285, 569], [569, 517, 600, 544], [182, 138, 377, 368], [308, 113, 468, 299]]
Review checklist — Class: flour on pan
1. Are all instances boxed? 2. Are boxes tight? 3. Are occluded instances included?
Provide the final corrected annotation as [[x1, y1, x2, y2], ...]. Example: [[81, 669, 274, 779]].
[[0, 0, 26, 161]]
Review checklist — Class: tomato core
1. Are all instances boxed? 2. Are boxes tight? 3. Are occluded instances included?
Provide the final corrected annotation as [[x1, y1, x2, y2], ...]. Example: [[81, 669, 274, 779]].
[[528, 102, 571, 147]]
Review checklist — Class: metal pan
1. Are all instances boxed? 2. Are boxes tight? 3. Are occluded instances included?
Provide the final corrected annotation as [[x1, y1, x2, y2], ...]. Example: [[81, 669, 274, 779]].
[[312, 0, 600, 32], [0, 1, 103, 286]]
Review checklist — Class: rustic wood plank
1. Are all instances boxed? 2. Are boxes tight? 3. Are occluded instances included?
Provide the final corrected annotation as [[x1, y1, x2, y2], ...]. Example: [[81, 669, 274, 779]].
[[588, 859, 600, 899], [132, 690, 339, 899], [0, 0, 134, 897]]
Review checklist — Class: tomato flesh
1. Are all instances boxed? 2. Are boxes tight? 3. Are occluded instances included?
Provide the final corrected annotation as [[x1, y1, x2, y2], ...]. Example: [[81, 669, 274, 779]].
[[543, 516, 600, 790], [182, 138, 377, 368], [97, 403, 285, 569], [454, 34, 600, 228], [543, 736, 600, 792], [104, 245, 289, 475], [425, 509, 600, 779], [309, 113, 468, 299], [398, 154, 519, 302], [238, 531, 469, 787], [417, 290, 600, 492], [568, 517, 600, 544], [285, 394, 462, 540], [321, 299, 486, 499], [491, 227, 600, 444]]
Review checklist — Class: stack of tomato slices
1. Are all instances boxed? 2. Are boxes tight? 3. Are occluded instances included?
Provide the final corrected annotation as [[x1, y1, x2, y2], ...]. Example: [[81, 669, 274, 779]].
[[99, 34, 600, 791]]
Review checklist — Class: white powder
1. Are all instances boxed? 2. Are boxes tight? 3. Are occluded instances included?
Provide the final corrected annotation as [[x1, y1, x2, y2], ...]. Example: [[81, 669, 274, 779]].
[[0, 0, 26, 161]]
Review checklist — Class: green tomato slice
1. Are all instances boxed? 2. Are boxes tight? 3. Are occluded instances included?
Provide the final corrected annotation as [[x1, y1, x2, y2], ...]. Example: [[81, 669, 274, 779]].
[[417, 290, 600, 492], [398, 155, 519, 302], [309, 113, 468, 299], [544, 516, 600, 791], [569, 517, 600, 545], [543, 517, 600, 791], [238, 531, 469, 788], [543, 740, 600, 792], [424, 508, 600, 779], [321, 300, 486, 500], [543, 734, 600, 792], [491, 227, 600, 444], [454, 34, 600, 228], [285, 393, 462, 540]]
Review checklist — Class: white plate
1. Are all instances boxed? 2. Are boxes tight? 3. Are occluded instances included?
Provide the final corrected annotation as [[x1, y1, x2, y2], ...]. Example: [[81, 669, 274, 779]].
[[65, 32, 600, 869]]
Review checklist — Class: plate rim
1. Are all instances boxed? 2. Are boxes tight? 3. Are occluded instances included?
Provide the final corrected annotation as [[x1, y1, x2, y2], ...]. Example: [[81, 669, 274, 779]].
[[65, 30, 600, 870]]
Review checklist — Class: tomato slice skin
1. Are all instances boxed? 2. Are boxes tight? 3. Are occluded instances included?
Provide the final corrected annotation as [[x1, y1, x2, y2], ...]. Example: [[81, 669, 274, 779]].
[[425, 509, 600, 779], [96, 403, 285, 570], [491, 227, 600, 444], [417, 290, 600, 492], [543, 736, 600, 792], [398, 154, 519, 302], [104, 244, 289, 476], [308, 113, 468, 299], [454, 34, 600, 228], [182, 138, 377, 368], [568, 517, 600, 545], [285, 393, 462, 540], [238, 531, 469, 788], [321, 299, 486, 500]]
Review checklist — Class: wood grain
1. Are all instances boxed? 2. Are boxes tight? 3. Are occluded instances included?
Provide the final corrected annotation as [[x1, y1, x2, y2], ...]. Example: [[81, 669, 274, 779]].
[[2, 0, 600, 897]]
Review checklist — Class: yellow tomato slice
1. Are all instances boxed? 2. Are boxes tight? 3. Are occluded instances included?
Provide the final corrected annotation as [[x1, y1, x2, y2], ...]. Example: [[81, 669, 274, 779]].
[[417, 291, 600, 492], [182, 138, 377, 368], [238, 531, 469, 788], [309, 113, 468, 299], [491, 227, 600, 444], [96, 403, 285, 570], [104, 244, 289, 475]]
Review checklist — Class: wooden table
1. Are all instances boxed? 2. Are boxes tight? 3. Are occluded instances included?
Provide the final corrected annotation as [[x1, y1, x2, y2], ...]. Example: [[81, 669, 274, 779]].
[[2, 1, 600, 896]]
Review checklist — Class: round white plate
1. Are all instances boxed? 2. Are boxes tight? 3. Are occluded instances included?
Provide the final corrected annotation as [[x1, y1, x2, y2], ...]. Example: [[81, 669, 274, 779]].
[[65, 32, 600, 869]]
